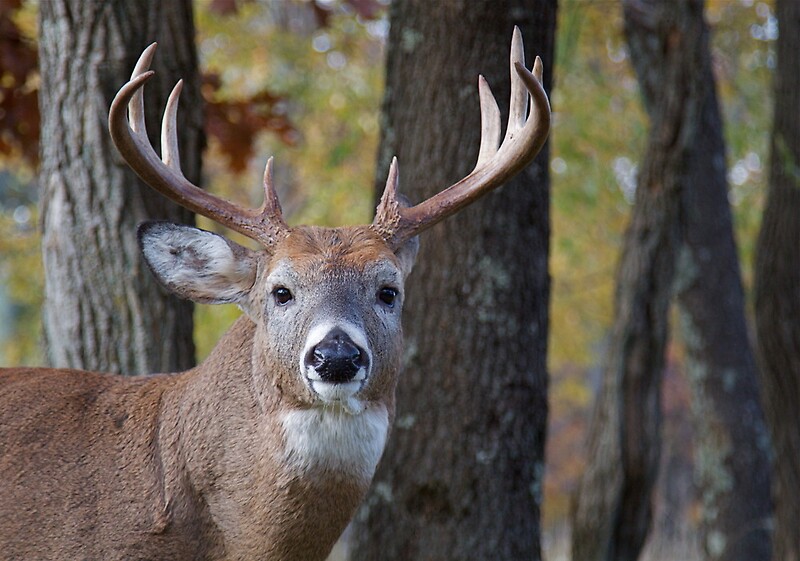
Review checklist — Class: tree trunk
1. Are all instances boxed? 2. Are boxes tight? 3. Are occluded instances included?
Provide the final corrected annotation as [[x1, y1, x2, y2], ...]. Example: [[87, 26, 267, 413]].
[[668, 2, 773, 559], [349, 1, 555, 559], [38, 0, 203, 374], [755, 1, 800, 560]]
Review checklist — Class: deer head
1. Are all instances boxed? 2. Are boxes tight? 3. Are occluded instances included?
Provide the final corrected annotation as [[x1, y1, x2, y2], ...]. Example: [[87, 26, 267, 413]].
[[108, 28, 549, 420]]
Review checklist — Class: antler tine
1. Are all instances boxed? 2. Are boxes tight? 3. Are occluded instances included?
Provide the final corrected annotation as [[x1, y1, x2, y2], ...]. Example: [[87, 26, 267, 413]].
[[372, 27, 551, 249], [128, 43, 157, 136], [506, 26, 527, 141], [161, 80, 183, 171], [476, 76, 502, 168], [109, 43, 289, 247], [261, 157, 289, 229]]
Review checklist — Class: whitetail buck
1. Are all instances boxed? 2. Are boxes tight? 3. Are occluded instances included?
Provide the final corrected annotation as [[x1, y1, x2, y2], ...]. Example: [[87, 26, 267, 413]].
[[0, 28, 549, 560]]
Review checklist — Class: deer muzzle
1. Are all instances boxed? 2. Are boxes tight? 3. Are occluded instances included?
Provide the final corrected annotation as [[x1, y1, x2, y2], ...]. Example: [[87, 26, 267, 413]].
[[307, 327, 366, 383], [300, 322, 373, 412]]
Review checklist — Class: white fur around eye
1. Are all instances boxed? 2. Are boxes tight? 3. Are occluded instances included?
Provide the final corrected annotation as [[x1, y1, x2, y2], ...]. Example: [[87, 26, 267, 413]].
[[139, 222, 256, 305]]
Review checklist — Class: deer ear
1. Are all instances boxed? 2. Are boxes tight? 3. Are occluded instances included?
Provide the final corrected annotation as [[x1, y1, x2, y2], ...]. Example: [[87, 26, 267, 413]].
[[394, 235, 419, 278], [138, 221, 257, 305], [386, 192, 419, 278]]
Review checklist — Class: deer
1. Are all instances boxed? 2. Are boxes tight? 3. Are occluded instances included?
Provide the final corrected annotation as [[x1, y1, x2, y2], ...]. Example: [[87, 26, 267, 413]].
[[0, 28, 549, 561]]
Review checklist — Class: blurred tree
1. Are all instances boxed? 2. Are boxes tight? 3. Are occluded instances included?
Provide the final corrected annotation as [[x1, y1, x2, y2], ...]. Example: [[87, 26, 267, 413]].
[[664, 0, 772, 561], [349, 1, 555, 559], [572, 1, 772, 560], [38, 0, 202, 373], [570, 0, 687, 556], [755, 0, 800, 560], [666, 0, 773, 558], [544, 0, 776, 545]]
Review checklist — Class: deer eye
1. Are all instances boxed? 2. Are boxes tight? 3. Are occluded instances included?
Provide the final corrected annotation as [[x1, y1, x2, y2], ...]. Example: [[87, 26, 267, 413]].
[[378, 287, 398, 307], [272, 287, 293, 306]]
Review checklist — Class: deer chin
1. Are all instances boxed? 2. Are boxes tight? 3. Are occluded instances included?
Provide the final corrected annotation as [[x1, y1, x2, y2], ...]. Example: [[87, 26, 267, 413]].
[[303, 369, 368, 415]]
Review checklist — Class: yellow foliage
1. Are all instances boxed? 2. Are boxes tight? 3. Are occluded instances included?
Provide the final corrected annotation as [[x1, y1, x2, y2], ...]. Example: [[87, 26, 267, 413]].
[[0, 203, 42, 366]]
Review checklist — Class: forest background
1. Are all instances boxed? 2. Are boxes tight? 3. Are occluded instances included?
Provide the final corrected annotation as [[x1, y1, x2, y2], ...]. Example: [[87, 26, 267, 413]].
[[0, 0, 777, 558]]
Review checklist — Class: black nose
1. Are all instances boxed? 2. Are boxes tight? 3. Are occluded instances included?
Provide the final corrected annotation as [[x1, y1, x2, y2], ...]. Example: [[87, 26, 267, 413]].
[[308, 328, 364, 383]]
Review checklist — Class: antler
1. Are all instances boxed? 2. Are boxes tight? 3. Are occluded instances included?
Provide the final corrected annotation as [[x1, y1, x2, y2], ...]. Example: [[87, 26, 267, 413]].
[[372, 27, 551, 249], [109, 43, 289, 247]]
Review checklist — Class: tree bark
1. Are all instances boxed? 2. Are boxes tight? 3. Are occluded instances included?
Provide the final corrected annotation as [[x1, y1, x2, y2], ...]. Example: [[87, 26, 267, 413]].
[[755, 1, 800, 560], [349, 1, 555, 559], [39, 0, 203, 374]]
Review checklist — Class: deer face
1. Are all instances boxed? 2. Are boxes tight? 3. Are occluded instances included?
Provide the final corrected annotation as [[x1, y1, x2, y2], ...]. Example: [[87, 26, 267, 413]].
[[139, 222, 418, 414]]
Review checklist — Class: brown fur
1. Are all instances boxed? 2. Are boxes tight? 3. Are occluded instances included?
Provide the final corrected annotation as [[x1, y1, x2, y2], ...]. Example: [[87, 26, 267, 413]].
[[0, 225, 416, 561]]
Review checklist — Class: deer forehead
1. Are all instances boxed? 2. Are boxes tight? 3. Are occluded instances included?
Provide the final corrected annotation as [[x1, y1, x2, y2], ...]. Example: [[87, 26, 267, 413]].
[[264, 226, 404, 288]]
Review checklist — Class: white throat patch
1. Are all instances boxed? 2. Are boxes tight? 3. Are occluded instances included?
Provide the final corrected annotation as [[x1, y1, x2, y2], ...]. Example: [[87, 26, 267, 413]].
[[280, 404, 389, 481]]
